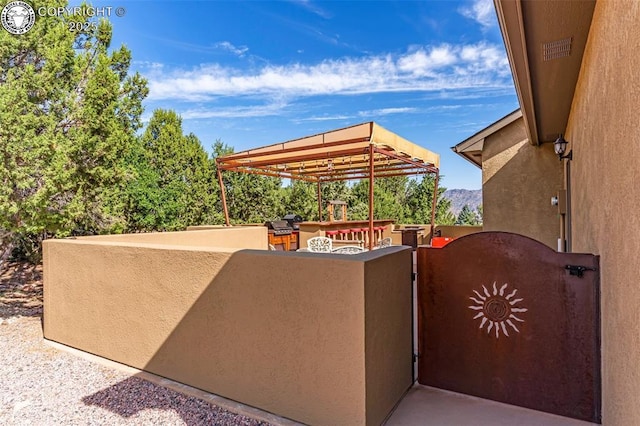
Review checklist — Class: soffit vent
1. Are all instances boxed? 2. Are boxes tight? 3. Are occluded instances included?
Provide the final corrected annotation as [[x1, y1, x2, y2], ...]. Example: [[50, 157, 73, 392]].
[[543, 37, 572, 61]]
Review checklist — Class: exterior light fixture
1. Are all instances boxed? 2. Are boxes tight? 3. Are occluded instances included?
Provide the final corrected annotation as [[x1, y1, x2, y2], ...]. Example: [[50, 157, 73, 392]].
[[554, 134, 573, 161]]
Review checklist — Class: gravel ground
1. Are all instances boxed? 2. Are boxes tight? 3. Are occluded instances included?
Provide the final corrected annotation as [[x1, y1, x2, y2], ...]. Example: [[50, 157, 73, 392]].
[[0, 262, 275, 426]]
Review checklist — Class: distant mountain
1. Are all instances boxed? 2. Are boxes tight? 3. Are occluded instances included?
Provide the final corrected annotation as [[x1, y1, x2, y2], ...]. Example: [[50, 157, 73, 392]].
[[443, 189, 482, 216]]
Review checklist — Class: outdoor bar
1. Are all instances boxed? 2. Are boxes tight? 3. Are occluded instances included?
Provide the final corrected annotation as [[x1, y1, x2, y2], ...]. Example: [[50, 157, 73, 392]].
[[298, 219, 395, 247], [216, 122, 440, 250]]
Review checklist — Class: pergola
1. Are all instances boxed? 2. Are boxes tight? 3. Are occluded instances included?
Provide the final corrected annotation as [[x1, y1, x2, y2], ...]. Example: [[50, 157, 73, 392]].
[[216, 122, 440, 249]]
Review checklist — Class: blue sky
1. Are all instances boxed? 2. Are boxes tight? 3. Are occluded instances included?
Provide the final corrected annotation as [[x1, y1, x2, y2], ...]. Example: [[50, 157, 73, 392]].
[[100, 0, 519, 190]]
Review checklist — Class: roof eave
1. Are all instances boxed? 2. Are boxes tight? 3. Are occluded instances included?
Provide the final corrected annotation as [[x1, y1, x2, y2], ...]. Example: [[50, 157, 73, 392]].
[[494, 0, 596, 146], [494, 0, 539, 145], [451, 148, 482, 169], [451, 109, 523, 169]]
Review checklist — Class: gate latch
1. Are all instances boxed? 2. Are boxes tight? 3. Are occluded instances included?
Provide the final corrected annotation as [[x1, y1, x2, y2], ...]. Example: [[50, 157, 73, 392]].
[[565, 264, 597, 278]]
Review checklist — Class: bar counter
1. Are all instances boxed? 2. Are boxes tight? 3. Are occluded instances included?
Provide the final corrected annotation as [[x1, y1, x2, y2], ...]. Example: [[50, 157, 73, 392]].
[[298, 219, 395, 247]]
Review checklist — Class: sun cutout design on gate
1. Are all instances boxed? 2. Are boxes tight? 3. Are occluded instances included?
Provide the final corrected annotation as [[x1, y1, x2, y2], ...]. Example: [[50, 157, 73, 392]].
[[468, 282, 528, 338]]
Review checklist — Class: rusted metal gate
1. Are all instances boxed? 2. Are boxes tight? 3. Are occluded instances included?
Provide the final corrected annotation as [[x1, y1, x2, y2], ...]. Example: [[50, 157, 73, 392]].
[[417, 232, 600, 423]]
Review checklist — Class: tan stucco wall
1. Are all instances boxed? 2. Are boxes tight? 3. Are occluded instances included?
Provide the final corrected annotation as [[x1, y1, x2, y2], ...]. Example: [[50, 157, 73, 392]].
[[77, 227, 267, 250], [482, 118, 563, 249], [43, 238, 411, 425], [431, 225, 482, 239], [566, 2, 640, 424], [299, 225, 321, 247], [364, 250, 412, 424]]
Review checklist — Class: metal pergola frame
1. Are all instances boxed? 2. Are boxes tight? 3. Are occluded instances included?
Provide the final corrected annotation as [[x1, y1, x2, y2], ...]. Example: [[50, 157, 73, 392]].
[[216, 122, 440, 250]]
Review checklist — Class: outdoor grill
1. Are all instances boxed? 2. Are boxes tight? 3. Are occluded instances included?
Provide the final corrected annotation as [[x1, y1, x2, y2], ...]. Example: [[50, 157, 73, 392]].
[[265, 220, 299, 251], [265, 220, 293, 235], [282, 214, 304, 230], [265, 219, 302, 251]]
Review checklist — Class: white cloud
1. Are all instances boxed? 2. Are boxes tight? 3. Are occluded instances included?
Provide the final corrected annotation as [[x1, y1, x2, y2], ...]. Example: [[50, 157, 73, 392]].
[[176, 105, 419, 122], [214, 41, 249, 57], [179, 102, 288, 119], [359, 107, 418, 117], [459, 0, 496, 29], [134, 61, 164, 70], [459, 42, 509, 73], [147, 42, 511, 102], [397, 45, 458, 76], [290, 0, 332, 19], [423, 105, 463, 113], [295, 114, 354, 122]]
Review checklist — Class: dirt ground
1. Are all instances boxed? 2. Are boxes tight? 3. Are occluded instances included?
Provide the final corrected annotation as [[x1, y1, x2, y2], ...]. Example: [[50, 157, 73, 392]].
[[0, 261, 43, 319]]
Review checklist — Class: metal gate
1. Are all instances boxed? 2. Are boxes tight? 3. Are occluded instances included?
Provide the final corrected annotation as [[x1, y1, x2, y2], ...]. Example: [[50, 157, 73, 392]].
[[417, 232, 600, 423]]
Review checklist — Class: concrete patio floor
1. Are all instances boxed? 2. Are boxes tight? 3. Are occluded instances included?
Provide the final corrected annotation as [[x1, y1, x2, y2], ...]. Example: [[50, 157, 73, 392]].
[[386, 384, 598, 426]]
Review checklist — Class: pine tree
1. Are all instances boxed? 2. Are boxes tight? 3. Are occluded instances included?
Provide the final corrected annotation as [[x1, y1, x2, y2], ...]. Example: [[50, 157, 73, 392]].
[[405, 175, 455, 225], [476, 204, 483, 224], [283, 180, 318, 221], [456, 204, 481, 225], [0, 2, 148, 263], [349, 176, 408, 222], [125, 109, 220, 231], [212, 142, 285, 224]]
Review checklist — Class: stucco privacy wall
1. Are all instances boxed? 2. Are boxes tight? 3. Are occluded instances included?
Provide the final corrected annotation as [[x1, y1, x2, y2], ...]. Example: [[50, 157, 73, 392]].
[[77, 227, 267, 249], [364, 252, 413, 424], [566, 1, 640, 424], [482, 118, 563, 249], [43, 238, 412, 425]]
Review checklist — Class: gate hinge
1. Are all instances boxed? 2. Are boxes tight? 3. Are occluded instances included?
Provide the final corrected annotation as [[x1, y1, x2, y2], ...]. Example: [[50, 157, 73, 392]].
[[413, 352, 420, 362], [565, 264, 597, 278], [411, 272, 417, 281]]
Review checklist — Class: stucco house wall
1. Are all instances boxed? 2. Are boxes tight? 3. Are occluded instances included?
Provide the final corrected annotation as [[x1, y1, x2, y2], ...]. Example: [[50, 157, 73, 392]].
[[566, 1, 640, 423], [482, 118, 563, 249]]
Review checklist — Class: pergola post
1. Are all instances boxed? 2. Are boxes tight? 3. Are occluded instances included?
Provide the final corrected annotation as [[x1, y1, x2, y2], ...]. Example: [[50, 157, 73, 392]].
[[368, 144, 375, 250], [317, 180, 322, 221], [429, 169, 440, 243], [216, 164, 230, 226]]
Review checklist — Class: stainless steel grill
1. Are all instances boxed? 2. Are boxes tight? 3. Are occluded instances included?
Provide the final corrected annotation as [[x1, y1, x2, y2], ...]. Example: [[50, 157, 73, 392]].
[[282, 214, 304, 230], [265, 220, 293, 235]]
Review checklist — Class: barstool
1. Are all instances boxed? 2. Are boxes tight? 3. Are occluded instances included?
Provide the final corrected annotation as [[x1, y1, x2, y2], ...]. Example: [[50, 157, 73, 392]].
[[373, 226, 385, 244], [358, 227, 371, 246], [351, 228, 364, 244], [338, 229, 351, 241], [326, 230, 340, 241]]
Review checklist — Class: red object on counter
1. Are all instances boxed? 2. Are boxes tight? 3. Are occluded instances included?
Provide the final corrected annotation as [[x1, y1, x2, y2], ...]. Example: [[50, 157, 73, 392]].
[[431, 237, 454, 248]]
